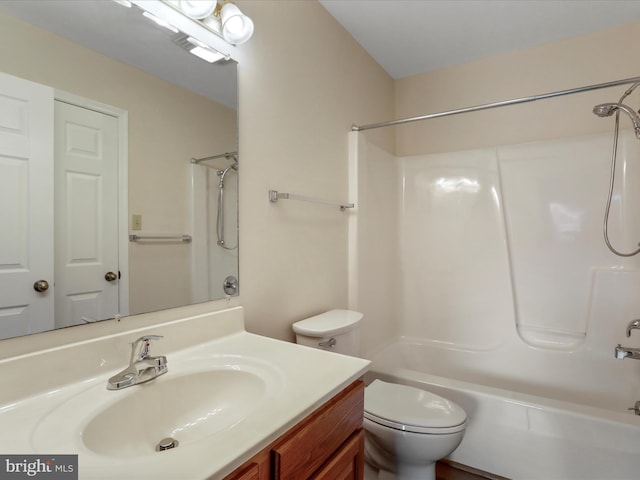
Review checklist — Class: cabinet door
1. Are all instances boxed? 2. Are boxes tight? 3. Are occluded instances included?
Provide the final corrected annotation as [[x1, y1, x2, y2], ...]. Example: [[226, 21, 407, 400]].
[[224, 463, 259, 480], [311, 430, 364, 480], [222, 449, 270, 480], [272, 381, 364, 479]]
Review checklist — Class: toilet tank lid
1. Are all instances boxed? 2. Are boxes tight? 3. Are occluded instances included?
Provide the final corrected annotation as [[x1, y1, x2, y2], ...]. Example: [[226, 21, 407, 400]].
[[292, 310, 363, 337]]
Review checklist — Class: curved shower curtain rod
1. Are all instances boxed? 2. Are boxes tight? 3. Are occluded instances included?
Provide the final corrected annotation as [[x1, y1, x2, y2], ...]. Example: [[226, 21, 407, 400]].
[[351, 75, 640, 132]]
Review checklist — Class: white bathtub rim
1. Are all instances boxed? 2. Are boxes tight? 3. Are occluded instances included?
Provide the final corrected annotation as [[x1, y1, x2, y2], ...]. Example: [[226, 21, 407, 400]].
[[363, 334, 640, 411], [367, 365, 640, 431]]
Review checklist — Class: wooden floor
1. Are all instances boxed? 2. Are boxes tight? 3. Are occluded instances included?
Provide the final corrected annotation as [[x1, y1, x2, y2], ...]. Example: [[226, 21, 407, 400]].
[[436, 460, 511, 480]]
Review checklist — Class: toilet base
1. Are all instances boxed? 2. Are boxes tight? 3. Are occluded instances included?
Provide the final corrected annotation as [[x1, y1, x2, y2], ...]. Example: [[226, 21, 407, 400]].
[[365, 462, 436, 480], [365, 438, 437, 480]]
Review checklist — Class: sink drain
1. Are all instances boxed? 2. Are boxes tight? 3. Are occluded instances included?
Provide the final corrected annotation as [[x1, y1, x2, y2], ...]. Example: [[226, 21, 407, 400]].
[[156, 437, 179, 452]]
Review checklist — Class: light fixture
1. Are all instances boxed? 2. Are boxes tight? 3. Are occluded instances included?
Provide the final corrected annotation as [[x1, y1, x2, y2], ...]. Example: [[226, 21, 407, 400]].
[[124, 0, 249, 63], [178, 0, 217, 20], [217, 3, 254, 45], [175, 0, 254, 46]]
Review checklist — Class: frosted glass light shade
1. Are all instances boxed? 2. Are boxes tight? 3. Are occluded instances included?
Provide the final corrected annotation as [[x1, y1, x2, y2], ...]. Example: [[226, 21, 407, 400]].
[[220, 3, 254, 45], [179, 0, 218, 19]]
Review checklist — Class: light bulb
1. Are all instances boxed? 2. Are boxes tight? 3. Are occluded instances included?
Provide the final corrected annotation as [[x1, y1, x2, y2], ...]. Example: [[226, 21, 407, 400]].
[[179, 0, 217, 19], [220, 3, 254, 45]]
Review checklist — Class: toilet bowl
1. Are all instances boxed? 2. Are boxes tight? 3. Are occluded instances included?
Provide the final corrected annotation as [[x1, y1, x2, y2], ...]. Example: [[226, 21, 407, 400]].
[[363, 379, 466, 480], [292, 310, 467, 480]]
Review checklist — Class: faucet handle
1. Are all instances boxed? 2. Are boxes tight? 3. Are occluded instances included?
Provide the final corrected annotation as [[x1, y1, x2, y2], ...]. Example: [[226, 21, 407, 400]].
[[130, 335, 163, 363], [626, 320, 640, 337]]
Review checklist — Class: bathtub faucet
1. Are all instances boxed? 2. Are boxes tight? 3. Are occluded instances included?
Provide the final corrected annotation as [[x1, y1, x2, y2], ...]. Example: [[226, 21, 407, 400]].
[[626, 319, 640, 337], [615, 344, 640, 360], [615, 320, 640, 360]]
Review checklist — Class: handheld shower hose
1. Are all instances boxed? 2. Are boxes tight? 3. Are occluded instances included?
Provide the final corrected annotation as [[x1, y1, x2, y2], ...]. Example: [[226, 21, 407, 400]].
[[593, 82, 640, 257], [216, 162, 238, 250]]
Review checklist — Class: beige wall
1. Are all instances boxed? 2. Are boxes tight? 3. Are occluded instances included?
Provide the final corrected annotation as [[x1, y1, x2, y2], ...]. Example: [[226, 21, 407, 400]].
[[2, 1, 638, 355], [5, 2, 638, 348], [236, 1, 394, 340], [0, 2, 393, 346], [395, 20, 640, 156], [0, 12, 237, 315]]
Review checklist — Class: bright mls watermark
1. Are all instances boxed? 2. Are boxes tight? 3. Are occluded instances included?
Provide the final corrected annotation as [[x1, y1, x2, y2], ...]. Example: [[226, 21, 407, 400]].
[[0, 456, 77, 479]]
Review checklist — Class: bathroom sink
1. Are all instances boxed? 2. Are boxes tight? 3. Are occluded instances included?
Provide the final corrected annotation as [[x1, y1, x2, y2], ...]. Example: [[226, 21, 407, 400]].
[[12, 308, 371, 479], [82, 369, 268, 457], [31, 355, 284, 459]]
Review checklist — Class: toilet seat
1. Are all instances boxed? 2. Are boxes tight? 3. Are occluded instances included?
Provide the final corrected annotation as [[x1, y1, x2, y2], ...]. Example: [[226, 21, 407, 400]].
[[364, 380, 467, 434]]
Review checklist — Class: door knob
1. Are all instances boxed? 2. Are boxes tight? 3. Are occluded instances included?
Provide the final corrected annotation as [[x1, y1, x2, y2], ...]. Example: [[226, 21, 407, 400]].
[[105, 272, 118, 282], [33, 280, 49, 292]]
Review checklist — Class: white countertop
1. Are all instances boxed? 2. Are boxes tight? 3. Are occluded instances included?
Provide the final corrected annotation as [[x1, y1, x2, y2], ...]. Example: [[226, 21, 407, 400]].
[[0, 306, 370, 479]]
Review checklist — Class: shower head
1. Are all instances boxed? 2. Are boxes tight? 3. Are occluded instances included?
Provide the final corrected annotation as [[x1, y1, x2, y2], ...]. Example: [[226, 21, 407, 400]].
[[217, 162, 238, 186], [593, 104, 618, 117], [593, 102, 640, 139]]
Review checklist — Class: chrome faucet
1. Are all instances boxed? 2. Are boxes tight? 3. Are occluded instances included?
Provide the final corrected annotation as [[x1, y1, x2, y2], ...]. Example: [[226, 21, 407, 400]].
[[107, 335, 168, 390], [615, 319, 640, 360], [626, 319, 640, 337], [615, 344, 640, 360]]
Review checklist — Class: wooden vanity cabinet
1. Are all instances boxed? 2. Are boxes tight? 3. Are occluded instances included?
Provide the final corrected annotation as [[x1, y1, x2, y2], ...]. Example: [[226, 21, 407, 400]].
[[224, 449, 271, 480], [308, 430, 364, 480], [223, 380, 365, 480], [222, 449, 270, 480]]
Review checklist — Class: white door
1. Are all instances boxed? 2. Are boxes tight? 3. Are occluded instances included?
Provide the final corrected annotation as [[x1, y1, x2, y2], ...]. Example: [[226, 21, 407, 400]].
[[54, 101, 119, 328], [0, 73, 54, 339]]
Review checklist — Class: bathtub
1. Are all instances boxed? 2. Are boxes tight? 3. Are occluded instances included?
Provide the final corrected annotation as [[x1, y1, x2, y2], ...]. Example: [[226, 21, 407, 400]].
[[366, 342, 640, 480]]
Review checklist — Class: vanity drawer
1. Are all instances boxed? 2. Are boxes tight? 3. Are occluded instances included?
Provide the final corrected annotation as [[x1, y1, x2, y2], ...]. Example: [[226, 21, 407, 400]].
[[271, 381, 364, 479]]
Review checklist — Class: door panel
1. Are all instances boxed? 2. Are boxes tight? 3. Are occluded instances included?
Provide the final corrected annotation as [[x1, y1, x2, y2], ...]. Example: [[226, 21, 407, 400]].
[[54, 101, 119, 328], [0, 73, 54, 338]]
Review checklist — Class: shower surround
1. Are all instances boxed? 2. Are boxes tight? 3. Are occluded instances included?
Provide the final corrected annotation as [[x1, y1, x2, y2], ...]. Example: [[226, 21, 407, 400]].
[[349, 130, 640, 476], [190, 161, 238, 302]]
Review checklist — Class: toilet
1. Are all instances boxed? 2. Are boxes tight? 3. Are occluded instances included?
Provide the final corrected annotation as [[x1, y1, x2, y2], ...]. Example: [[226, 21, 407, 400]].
[[292, 310, 467, 480]]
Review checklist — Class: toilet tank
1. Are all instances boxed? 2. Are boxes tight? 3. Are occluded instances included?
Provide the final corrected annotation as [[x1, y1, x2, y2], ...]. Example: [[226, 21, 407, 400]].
[[292, 310, 363, 356]]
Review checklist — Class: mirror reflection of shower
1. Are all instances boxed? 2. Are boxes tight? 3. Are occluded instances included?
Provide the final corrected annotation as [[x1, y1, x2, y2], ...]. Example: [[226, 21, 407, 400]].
[[190, 152, 239, 302], [215, 157, 239, 250]]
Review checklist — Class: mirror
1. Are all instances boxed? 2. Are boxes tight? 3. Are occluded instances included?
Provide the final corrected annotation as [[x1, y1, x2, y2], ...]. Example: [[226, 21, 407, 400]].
[[0, 1, 238, 340]]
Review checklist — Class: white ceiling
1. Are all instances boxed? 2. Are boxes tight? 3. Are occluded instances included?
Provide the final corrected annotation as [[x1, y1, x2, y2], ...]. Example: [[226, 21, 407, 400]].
[[319, 0, 640, 79]]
